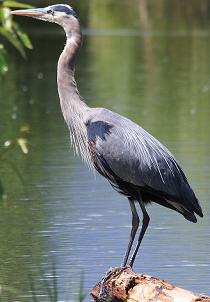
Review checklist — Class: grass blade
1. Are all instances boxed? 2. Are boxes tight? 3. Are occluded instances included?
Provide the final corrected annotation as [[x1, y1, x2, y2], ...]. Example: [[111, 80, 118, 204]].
[[28, 274, 39, 302], [79, 272, 86, 302], [0, 179, 4, 200], [3, 159, 25, 184], [39, 267, 54, 301], [52, 262, 58, 302]]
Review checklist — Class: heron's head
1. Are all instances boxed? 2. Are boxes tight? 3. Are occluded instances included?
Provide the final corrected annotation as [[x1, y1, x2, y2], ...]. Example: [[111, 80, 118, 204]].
[[12, 4, 79, 30]]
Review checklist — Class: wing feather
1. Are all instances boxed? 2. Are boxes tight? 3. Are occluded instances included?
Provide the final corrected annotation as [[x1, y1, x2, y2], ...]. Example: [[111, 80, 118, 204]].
[[87, 108, 203, 217]]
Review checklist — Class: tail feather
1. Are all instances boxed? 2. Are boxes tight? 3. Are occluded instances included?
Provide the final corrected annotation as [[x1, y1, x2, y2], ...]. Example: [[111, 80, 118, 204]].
[[166, 200, 197, 223], [190, 194, 203, 217], [177, 167, 203, 218], [183, 184, 203, 218], [183, 211, 197, 223]]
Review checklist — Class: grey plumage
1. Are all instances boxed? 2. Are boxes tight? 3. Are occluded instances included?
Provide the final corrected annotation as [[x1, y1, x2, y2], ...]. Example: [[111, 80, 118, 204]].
[[12, 4, 203, 268], [87, 108, 202, 220]]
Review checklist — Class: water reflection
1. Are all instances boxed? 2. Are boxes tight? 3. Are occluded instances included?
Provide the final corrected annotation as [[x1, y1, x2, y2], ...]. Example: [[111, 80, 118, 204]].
[[0, 1, 210, 300]]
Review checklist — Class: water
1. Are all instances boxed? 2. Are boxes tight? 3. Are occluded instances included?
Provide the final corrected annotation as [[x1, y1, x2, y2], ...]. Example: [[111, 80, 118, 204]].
[[0, 1, 210, 300]]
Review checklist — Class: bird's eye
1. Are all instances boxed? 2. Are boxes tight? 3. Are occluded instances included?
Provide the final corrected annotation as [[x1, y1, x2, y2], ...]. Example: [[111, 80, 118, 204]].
[[47, 9, 54, 15]]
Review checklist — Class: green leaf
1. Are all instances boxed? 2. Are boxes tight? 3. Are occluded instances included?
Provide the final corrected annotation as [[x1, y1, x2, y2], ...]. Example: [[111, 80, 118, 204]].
[[0, 26, 26, 58], [13, 22, 33, 49], [3, 1, 34, 9], [0, 7, 12, 30], [0, 44, 8, 75]]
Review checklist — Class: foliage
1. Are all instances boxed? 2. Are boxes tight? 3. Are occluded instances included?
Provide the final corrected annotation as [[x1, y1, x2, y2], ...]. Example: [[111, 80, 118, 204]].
[[29, 265, 86, 302], [0, 0, 33, 75], [0, 125, 29, 199], [0, 263, 86, 301]]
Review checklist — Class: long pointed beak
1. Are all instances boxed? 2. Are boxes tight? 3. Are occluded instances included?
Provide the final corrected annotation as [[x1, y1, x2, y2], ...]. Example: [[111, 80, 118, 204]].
[[11, 8, 46, 18]]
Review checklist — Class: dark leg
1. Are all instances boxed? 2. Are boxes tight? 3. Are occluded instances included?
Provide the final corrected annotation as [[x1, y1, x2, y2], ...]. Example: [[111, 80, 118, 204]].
[[129, 197, 150, 268], [122, 198, 139, 267]]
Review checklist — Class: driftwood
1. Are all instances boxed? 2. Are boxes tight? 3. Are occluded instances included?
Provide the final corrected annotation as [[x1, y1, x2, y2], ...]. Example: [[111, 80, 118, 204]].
[[90, 267, 210, 302]]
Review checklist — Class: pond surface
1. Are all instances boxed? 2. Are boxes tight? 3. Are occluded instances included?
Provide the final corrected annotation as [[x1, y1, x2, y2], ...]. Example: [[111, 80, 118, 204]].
[[0, 1, 210, 301]]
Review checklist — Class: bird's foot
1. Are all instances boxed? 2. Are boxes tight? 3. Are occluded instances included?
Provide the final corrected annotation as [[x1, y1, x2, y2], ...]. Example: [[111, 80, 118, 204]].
[[105, 265, 132, 280], [121, 264, 132, 270], [111, 265, 132, 277]]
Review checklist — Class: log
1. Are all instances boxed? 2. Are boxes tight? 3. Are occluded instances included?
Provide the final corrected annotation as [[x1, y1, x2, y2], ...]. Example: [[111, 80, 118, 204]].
[[90, 267, 210, 302]]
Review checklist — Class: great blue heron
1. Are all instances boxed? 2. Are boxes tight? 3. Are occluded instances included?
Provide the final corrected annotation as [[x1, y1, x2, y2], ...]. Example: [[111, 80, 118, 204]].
[[12, 4, 203, 268]]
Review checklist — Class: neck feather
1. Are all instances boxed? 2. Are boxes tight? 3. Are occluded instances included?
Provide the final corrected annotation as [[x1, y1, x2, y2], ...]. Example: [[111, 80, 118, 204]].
[[57, 23, 92, 167], [57, 32, 87, 120]]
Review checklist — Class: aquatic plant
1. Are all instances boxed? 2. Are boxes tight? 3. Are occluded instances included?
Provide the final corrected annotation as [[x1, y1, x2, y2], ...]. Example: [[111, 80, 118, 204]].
[[29, 264, 86, 302]]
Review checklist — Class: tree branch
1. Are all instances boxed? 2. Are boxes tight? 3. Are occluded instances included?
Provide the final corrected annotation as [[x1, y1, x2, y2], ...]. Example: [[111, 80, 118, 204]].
[[90, 267, 210, 302]]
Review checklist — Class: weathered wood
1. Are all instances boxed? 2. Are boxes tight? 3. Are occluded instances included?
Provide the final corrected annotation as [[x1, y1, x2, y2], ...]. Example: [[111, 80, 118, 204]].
[[90, 267, 210, 302]]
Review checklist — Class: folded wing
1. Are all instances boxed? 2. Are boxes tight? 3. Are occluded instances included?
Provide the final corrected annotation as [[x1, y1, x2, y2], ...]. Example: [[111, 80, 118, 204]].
[[87, 108, 203, 221]]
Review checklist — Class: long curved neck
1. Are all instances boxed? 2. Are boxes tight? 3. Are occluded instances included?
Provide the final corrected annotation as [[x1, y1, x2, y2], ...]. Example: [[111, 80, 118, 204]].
[[57, 19, 92, 166], [57, 20, 88, 125]]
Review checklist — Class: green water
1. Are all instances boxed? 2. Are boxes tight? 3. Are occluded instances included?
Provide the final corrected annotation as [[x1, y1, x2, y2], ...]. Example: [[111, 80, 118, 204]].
[[0, 1, 210, 300]]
